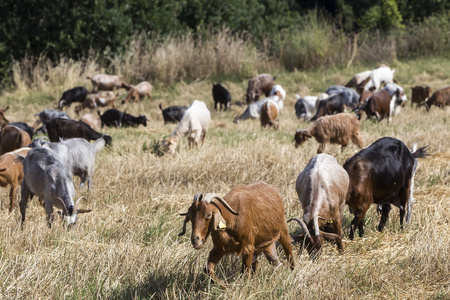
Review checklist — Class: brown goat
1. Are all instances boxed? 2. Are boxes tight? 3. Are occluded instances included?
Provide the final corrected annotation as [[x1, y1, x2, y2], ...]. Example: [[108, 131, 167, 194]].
[[246, 74, 275, 104], [80, 114, 100, 130], [87, 74, 131, 93], [357, 89, 393, 123], [260, 100, 279, 130], [0, 125, 32, 155], [294, 113, 363, 154], [425, 86, 450, 111], [179, 182, 295, 287], [121, 81, 153, 104], [0, 147, 30, 212], [411, 85, 432, 109]]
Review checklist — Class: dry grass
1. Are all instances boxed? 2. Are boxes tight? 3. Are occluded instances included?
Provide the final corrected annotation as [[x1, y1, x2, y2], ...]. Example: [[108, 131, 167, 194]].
[[0, 57, 449, 299]]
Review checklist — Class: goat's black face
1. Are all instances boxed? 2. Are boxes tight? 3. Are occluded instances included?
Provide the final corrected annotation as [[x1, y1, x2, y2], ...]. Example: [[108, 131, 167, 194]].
[[189, 202, 213, 250]]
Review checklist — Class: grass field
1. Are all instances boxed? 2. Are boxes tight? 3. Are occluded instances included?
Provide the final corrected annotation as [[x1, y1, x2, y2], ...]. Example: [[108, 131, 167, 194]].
[[0, 56, 449, 299]]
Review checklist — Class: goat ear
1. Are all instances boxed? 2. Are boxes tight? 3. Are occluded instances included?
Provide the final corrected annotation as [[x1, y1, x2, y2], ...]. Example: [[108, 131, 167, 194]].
[[303, 130, 312, 138], [213, 211, 227, 231]]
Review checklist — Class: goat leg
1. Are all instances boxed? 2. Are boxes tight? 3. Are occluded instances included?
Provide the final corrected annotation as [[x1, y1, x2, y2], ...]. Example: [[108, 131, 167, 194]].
[[9, 184, 16, 213], [377, 204, 391, 232], [205, 249, 226, 289]]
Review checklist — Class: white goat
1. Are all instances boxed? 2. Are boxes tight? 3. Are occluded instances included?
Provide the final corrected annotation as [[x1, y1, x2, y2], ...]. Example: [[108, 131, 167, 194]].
[[289, 154, 349, 256], [16, 147, 91, 227], [161, 100, 211, 154], [233, 95, 284, 123], [29, 137, 105, 190], [269, 85, 286, 101], [364, 67, 395, 92]]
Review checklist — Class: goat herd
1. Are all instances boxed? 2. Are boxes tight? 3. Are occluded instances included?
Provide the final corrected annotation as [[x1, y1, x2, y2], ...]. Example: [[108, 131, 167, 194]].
[[0, 66, 447, 287]]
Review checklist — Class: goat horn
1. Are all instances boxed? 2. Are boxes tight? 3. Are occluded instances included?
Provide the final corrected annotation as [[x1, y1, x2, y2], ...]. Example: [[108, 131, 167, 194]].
[[319, 230, 341, 241], [193, 193, 203, 202], [313, 216, 321, 237], [55, 197, 69, 216], [287, 218, 311, 238], [202, 193, 239, 216], [74, 196, 87, 210]]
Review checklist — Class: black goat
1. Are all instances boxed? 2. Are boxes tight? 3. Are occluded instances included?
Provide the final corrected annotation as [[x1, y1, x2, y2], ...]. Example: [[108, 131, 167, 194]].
[[58, 86, 89, 109], [159, 104, 187, 124], [98, 109, 147, 128], [46, 118, 112, 146], [212, 83, 231, 111]]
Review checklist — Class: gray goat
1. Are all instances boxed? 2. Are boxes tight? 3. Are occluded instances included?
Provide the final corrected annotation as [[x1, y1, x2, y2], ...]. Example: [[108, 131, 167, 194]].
[[16, 147, 91, 227], [29, 137, 105, 190]]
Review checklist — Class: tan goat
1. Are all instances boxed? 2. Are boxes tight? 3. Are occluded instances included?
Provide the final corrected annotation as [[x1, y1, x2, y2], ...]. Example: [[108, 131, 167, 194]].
[[122, 81, 153, 104], [260, 100, 279, 130]]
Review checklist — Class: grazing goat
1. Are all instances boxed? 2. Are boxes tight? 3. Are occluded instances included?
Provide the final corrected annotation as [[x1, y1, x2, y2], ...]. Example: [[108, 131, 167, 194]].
[[16, 147, 92, 227], [358, 90, 374, 106], [29, 137, 105, 190], [46, 118, 112, 146], [233, 95, 283, 123], [325, 85, 359, 110], [122, 81, 153, 104], [411, 85, 432, 109], [425, 86, 450, 111], [161, 100, 210, 154], [294, 94, 328, 121], [345, 70, 372, 88], [357, 89, 401, 124], [260, 100, 279, 130], [363, 67, 395, 92], [310, 93, 346, 121], [289, 154, 349, 255], [74, 91, 116, 115], [294, 113, 363, 154], [159, 104, 187, 124], [98, 109, 147, 128], [0, 106, 10, 126], [179, 182, 294, 286], [344, 137, 428, 240], [246, 74, 276, 104], [9, 122, 35, 139], [58, 86, 89, 110], [212, 83, 231, 111], [80, 114, 100, 130], [87, 74, 131, 93], [0, 125, 32, 155], [0, 147, 30, 212]]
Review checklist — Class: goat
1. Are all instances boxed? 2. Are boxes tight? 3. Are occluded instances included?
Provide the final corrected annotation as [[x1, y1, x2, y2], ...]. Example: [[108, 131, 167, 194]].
[[0, 106, 10, 127], [159, 104, 187, 124], [121, 81, 153, 104], [289, 154, 349, 256], [97, 109, 147, 128], [87, 74, 131, 93], [0, 147, 30, 212], [411, 85, 432, 109], [357, 89, 402, 124], [425, 86, 450, 111], [80, 114, 100, 130], [246, 74, 276, 104], [58, 86, 89, 110], [260, 100, 279, 130], [294, 113, 363, 154], [16, 147, 92, 227], [33, 109, 70, 134], [0, 125, 32, 155], [233, 95, 283, 123], [74, 91, 116, 115], [345, 70, 372, 88], [179, 182, 295, 286], [212, 83, 231, 111], [344, 137, 428, 240], [46, 118, 112, 146], [161, 100, 210, 154], [29, 137, 105, 190], [269, 84, 286, 101], [294, 94, 328, 121]]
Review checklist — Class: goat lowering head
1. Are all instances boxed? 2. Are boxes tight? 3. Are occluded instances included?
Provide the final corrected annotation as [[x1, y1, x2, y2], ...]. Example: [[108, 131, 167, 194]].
[[294, 130, 312, 148], [179, 193, 239, 249]]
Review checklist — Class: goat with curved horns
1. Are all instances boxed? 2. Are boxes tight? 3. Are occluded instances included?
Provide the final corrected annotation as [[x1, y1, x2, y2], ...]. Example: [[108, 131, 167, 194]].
[[179, 182, 295, 287]]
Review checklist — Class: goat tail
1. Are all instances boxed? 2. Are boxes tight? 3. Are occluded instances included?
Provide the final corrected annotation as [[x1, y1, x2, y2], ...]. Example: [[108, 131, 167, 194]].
[[159, 103, 163, 111], [411, 144, 428, 159], [94, 137, 106, 152]]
